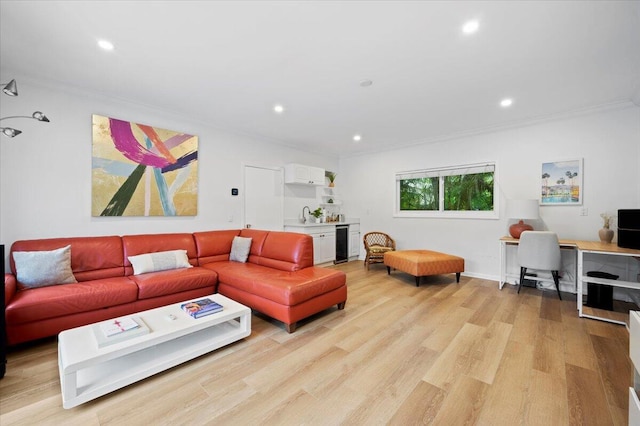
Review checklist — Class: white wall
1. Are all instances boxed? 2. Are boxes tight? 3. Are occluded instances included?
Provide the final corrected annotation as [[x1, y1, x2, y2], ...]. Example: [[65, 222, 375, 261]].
[[338, 104, 640, 281], [2, 76, 639, 283], [0, 77, 338, 262]]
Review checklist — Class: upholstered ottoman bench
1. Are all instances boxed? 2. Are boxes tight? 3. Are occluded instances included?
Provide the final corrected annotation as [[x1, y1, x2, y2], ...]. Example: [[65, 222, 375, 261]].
[[384, 250, 464, 287]]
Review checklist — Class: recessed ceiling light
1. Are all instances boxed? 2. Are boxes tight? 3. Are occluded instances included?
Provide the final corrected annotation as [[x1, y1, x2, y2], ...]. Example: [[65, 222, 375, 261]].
[[97, 39, 114, 51], [353, 134, 362, 142], [500, 98, 513, 107], [273, 104, 285, 114], [462, 20, 479, 34], [359, 79, 373, 87]]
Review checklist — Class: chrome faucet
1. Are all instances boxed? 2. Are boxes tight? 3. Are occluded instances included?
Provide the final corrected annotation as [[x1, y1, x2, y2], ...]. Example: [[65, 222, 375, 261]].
[[302, 206, 310, 223]]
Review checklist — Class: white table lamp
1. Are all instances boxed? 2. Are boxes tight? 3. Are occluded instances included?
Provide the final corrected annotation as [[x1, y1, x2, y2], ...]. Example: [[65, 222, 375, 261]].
[[507, 199, 539, 238]]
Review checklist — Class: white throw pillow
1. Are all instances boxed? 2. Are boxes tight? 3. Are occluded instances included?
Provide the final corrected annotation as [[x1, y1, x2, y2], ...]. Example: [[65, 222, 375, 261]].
[[128, 249, 193, 275], [13, 245, 77, 289], [229, 236, 252, 263]]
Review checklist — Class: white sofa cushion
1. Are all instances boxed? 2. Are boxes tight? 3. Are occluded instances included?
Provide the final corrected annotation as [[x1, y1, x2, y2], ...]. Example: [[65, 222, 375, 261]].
[[229, 236, 252, 263], [13, 245, 77, 289], [128, 249, 192, 275]]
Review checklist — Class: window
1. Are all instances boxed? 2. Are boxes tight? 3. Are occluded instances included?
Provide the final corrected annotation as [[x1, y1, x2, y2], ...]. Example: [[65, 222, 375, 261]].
[[395, 163, 497, 219]]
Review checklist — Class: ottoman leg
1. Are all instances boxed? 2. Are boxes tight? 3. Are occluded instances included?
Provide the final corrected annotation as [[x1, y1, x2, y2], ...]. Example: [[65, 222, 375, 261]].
[[415, 276, 420, 287], [456, 272, 461, 283], [387, 266, 391, 275]]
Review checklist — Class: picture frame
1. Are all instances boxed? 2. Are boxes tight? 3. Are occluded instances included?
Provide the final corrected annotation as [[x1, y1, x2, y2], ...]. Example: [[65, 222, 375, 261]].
[[91, 114, 199, 216], [540, 158, 583, 205]]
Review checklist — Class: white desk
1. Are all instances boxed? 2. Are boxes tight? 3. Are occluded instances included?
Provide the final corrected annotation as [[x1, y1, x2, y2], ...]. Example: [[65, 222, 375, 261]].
[[499, 236, 580, 291], [499, 236, 640, 325]]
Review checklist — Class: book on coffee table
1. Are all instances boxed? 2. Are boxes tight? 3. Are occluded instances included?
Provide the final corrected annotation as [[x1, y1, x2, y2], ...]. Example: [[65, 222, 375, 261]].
[[99, 316, 141, 337], [92, 316, 150, 348], [181, 298, 223, 319]]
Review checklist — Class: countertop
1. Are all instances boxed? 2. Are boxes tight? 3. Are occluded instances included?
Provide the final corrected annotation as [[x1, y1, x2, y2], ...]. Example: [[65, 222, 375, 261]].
[[284, 218, 360, 228]]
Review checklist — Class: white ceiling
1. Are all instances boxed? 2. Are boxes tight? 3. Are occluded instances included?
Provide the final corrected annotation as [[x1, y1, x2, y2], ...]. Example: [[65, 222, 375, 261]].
[[1, 1, 639, 157]]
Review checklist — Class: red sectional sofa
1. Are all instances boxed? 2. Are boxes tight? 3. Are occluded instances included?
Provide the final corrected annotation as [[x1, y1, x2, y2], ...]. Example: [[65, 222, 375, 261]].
[[3, 229, 347, 345]]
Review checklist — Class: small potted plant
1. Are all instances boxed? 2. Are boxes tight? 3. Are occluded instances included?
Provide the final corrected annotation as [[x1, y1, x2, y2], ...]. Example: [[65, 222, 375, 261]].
[[327, 172, 337, 187], [310, 207, 323, 223]]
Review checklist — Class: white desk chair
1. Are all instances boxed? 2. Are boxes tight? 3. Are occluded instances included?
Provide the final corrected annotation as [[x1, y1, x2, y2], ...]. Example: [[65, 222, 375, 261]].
[[517, 231, 562, 300]]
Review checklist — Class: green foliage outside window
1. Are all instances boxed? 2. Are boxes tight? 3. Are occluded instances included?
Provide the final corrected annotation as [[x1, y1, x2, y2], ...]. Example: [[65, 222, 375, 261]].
[[443, 172, 494, 211], [398, 168, 494, 213], [399, 177, 439, 210]]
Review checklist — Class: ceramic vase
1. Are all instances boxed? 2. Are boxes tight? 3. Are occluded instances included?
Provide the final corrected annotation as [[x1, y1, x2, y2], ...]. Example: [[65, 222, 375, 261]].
[[598, 227, 614, 243]]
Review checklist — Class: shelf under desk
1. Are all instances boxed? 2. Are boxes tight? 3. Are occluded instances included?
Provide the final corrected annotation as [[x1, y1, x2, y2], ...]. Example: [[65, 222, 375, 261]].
[[576, 241, 640, 326]]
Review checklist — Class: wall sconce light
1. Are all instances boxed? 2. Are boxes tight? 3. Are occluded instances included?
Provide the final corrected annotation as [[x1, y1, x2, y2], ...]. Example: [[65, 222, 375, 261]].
[[2, 79, 18, 97], [0, 79, 50, 138]]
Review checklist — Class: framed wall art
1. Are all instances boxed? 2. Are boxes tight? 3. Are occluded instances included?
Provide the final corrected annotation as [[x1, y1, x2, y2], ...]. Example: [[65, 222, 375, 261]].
[[92, 114, 198, 216], [540, 158, 583, 205]]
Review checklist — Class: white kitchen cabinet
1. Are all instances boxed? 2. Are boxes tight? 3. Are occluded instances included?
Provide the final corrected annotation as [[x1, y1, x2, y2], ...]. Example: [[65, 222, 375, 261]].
[[349, 223, 360, 259], [310, 227, 336, 265], [309, 167, 326, 185], [284, 163, 325, 186], [284, 225, 336, 265]]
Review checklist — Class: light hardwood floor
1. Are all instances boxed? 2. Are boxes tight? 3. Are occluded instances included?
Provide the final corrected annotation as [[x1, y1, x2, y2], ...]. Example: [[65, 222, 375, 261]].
[[0, 261, 632, 425]]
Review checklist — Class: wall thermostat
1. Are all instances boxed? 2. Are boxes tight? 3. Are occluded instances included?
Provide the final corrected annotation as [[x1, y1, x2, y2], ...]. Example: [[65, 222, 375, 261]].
[[231, 188, 239, 196]]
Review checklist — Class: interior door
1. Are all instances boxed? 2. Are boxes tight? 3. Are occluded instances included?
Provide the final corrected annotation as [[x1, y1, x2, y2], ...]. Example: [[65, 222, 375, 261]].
[[243, 165, 284, 230]]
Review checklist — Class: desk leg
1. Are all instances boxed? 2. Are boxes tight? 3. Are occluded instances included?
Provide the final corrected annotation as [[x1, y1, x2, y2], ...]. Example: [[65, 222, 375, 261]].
[[577, 248, 584, 315], [499, 241, 506, 290]]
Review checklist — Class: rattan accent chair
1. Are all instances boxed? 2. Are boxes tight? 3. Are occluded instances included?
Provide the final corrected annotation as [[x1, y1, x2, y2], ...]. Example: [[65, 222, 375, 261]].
[[363, 232, 396, 270]]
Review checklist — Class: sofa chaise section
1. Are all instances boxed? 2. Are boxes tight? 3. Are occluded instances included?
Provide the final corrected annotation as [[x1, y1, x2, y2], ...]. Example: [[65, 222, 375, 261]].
[[196, 229, 347, 332]]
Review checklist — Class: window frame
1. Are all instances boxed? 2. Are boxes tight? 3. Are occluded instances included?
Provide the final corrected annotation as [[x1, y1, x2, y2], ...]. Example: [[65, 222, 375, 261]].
[[394, 162, 499, 219]]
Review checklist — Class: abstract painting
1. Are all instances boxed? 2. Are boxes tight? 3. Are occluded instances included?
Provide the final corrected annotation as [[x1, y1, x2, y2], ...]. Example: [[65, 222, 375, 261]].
[[92, 114, 198, 216], [540, 158, 583, 205]]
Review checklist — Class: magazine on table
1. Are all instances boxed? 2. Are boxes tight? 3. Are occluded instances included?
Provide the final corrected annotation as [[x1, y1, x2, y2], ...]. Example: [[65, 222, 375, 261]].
[[181, 298, 224, 318], [93, 316, 150, 348], [99, 316, 141, 337]]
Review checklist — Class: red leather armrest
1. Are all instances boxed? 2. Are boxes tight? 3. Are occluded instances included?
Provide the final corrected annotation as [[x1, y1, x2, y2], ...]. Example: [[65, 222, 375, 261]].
[[4, 273, 16, 306]]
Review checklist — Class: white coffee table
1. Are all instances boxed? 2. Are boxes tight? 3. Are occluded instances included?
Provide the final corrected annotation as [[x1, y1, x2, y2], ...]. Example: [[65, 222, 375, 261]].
[[58, 294, 251, 409]]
